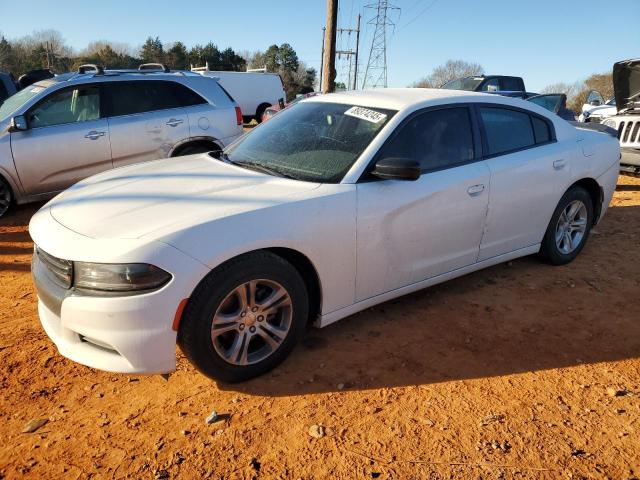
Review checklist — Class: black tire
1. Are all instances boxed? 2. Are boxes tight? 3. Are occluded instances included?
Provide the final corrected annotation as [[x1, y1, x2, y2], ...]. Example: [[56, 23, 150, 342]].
[[178, 251, 309, 383], [539, 186, 594, 265], [175, 144, 219, 157], [0, 176, 13, 219], [255, 103, 270, 124]]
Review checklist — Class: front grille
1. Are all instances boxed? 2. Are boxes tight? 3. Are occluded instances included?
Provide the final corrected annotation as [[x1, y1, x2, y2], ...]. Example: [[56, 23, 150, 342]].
[[618, 120, 640, 147], [35, 246, 72, 289]]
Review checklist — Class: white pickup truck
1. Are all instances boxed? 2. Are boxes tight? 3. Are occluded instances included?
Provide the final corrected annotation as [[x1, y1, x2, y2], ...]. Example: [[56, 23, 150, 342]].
[[192, 65, 285, 124]]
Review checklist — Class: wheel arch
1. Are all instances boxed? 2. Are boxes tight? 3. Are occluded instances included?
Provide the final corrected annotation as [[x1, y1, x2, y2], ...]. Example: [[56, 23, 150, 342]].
[[0, 168, 20, 203], [255, 102, 272, 120], [265, 247, 322, 325], [170, 137, 222, 157], [569, 177, 603, 225]]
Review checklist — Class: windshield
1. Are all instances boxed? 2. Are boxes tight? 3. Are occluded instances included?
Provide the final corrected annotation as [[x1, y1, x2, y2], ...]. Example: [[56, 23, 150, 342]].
[[441, 77, 483, 91], [0, 84, 46, 121], [224, 102, 396, 183]]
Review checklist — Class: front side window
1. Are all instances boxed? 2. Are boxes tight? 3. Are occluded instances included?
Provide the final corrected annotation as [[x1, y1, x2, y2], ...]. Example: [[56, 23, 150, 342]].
[[224, 102, 396, 183], [29, 86, 100, 128], [378, 107, 475, 172], [480, 107, 535, 156], [106, 81, 203, 117]]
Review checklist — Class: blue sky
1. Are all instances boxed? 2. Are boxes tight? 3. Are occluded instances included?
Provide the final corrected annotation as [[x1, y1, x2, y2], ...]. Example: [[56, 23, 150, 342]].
[[1, 0, 638, 91]]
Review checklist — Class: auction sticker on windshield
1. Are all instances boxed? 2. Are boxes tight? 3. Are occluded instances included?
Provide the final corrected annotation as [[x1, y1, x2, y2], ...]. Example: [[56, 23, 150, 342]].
[[344, 106, 388, 124]]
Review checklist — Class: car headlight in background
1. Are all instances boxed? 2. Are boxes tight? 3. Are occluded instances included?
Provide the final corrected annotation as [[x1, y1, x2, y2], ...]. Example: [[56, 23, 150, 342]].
[[602, 118, 616, 129], [74, 262, 172, 292]]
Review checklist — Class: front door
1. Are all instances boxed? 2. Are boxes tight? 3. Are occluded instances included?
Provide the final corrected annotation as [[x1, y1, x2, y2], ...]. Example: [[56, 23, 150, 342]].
[[355, 106, 490, 301], [10, 84, 112, 195], [104, 80, 190, 168]]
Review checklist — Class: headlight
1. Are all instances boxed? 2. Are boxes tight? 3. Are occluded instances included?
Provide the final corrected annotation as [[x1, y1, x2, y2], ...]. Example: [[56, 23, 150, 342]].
[[602, 118, 616, 129], [74, 262, 171, 292]]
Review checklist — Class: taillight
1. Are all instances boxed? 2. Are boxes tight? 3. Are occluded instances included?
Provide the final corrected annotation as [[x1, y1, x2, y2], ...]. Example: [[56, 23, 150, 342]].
[[235, 106, 242, 125]]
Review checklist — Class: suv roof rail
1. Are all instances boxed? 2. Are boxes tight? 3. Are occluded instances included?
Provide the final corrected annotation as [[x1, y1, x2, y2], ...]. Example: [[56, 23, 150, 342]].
[[78, 64, 105, 75], [139, 63, 170, 73]]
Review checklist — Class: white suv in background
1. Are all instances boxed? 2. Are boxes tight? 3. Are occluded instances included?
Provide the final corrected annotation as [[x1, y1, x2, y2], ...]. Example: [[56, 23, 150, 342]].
[[0, 64, 243, 217]]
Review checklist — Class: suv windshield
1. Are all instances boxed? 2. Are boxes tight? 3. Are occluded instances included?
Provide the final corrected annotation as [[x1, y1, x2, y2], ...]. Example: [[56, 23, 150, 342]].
[[441, 77, 483, 91], [0, 83, 47, 121], [224, 102, 396, 183]]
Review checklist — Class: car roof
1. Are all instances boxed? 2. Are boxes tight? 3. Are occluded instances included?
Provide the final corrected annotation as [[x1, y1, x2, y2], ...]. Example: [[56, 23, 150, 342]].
[[307, 87, 495, 110], [34, 70, 200, 88]]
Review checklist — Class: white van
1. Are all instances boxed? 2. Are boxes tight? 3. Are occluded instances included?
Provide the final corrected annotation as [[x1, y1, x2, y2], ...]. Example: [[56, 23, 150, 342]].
[[192, 65, 285, 123]]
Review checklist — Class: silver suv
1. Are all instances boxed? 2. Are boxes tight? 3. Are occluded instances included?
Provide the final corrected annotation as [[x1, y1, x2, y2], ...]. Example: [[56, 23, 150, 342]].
[[0, 64, 243, 217]]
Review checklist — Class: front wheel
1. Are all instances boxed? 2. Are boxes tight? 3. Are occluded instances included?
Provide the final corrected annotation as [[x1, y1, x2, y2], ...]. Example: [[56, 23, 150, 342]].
[[540, 186, 593, 265], [178, 251, 309, 383]]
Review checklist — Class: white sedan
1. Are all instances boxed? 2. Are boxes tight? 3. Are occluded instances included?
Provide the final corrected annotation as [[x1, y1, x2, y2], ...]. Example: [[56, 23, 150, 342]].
[[30, 89, 620, 382]]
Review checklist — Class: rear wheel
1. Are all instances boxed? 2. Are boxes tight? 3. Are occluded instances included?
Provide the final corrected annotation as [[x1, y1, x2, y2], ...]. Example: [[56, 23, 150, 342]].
[[255, 103, 271, 124], [178, 251, 309, 383], [0, 177, 13, 219], [540, 186, 593, 265]]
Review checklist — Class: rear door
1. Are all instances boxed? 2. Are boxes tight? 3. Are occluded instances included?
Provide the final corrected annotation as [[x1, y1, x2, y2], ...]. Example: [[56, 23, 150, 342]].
[[10, 83, 112, 195], [477, 105, 571, 260], [105, 80, 190, 168]]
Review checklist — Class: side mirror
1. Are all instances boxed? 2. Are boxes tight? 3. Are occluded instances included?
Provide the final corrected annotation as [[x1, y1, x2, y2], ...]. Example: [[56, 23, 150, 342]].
[[9, 115, 28, 132], [371, 157, 421, 181]]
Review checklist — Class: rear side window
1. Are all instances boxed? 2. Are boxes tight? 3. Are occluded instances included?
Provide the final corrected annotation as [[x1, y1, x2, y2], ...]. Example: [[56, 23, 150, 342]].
[[480, 107, 534, 156], [501, 77, 523, 91], [106, 80, 205, 117], [380, 107, 475, 172]]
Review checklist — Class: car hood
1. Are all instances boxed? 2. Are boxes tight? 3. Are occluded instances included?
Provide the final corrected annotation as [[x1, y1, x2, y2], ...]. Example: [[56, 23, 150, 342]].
[[613, 58, 640, 113], [584, 104, 617, 116], [48, 155, 321, 239]]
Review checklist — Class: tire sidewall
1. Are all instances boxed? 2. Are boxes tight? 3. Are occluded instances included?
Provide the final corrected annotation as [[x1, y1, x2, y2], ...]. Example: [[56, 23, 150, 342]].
[[179, 253, 308, 383], [542, 186, 594, 265]]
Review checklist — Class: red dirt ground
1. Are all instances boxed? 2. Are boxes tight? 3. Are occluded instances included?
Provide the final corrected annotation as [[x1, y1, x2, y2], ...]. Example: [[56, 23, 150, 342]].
[[1, 175, 639, 479]]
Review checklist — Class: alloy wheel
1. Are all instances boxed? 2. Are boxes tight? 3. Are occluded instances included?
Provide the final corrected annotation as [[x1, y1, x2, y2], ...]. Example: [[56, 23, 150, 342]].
[[555, 200, 588, 254], [211, 279, 293, 366]]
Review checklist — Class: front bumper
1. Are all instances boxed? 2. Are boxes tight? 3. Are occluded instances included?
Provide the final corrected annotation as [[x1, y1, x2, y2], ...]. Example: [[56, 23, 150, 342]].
[[30, 208, 210, 375], [620, 147, 640, 172]]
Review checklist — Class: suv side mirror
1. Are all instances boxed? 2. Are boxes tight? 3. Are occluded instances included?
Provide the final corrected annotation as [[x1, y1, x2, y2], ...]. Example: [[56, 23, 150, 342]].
[[9, 115, 28, 132], [371, 157, 421, 181]]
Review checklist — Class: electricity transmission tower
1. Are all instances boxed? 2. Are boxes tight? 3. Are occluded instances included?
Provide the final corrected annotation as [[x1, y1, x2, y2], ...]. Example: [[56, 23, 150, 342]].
[[362, 0, 399, 89]]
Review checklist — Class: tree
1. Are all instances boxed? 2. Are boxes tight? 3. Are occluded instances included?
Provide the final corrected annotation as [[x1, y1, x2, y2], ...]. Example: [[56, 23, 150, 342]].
[[411, 59, 484, 88], [165, 41, 189, 70], [140, 36, 164, 64]]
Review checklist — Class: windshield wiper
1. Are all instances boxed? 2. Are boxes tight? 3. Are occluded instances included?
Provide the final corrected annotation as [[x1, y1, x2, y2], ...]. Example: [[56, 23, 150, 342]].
[[230, 160, 298, 180]]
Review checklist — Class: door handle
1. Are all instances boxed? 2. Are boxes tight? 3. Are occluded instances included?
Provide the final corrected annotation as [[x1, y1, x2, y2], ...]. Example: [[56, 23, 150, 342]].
[[166, 118, 184, 127], [84, 130, 105, 140], [553, 159, 566, 170], [467, 184, 485, 196]]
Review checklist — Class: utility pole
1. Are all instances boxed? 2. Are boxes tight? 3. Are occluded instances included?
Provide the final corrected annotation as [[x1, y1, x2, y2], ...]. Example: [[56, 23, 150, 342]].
[[321, 0, 338, 93], [319, 27, 326, 90], [335, 14, 361, 90], [362, 1, 399, 89]]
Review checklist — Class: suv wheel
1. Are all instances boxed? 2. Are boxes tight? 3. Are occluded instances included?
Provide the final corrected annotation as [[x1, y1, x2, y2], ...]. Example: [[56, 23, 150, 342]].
[[178, 251, 309, 383], [540, 186, 593, 265], [0, 177, 13, 218]]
